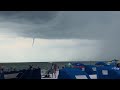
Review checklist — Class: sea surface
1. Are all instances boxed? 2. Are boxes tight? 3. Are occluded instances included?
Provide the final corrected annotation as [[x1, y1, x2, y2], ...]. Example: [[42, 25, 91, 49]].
[[0, 61, 109, 71]]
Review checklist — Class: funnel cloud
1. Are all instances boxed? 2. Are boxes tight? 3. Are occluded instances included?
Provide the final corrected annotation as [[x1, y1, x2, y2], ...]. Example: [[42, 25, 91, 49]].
[[0, 11, 119, 62]]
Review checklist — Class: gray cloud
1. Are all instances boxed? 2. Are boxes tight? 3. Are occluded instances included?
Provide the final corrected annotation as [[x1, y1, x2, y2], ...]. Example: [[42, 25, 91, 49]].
[[0, 11, 58, 24], [0, 11, 120, 60], [0, 11, 120, 40]]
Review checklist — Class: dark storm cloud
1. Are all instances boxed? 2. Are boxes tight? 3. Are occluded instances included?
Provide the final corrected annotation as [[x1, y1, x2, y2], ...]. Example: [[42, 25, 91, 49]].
[[0, 11, 58, 24], [0, 11, 120, 40]]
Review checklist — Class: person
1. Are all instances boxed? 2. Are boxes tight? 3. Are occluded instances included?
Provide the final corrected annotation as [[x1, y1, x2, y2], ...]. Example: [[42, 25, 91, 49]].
[[53, 64, 58, 78], [49, 63, 58, 78], [0, 69, 4, 79], [51, 64, 54, 78]]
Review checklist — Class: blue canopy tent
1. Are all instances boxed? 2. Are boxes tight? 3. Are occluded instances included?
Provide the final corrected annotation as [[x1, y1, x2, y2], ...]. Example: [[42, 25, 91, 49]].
[[97, 66, 120, 79], [71, 63, 85, 71], [58, 68, 90, 79], [95, 62, 107, 66], [71, 63, 85, 66]]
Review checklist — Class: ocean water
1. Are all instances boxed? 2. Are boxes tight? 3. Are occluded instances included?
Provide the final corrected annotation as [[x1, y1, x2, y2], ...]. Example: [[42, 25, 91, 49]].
[[0, 61, 109, 71]]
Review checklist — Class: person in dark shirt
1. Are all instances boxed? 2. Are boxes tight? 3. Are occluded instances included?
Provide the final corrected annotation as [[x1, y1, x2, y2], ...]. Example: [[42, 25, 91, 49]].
[[0, 69, 4, 79]]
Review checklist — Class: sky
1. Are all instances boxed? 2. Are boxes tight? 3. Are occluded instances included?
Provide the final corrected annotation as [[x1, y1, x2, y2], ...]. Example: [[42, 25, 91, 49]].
[[0, 11, 120, 62]]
